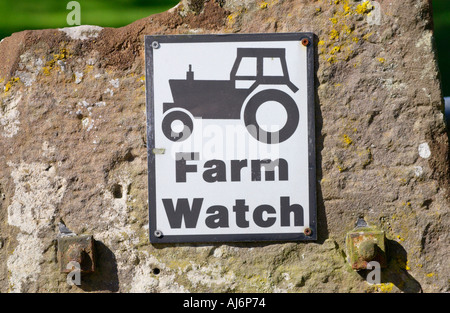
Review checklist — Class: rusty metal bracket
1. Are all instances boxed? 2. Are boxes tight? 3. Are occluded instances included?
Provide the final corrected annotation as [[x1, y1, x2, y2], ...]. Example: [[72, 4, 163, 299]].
[[57, 235, 96, 273], [345, 219, 387, 271]]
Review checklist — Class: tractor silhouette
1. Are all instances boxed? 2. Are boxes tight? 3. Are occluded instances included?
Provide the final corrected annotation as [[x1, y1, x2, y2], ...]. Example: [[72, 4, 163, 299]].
[[162, 48, 299, 144]]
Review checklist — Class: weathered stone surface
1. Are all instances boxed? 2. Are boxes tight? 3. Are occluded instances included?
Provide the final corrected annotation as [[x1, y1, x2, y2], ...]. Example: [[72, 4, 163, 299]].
[[0, 0, 448, 293]]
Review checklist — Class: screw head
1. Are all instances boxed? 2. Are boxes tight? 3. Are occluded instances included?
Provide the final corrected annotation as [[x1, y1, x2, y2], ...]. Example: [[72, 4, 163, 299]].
[[304, 228, 312, 236], [301, 38, 310, 46], [154, 230, 163, 238], [151, 41, 160, 49]]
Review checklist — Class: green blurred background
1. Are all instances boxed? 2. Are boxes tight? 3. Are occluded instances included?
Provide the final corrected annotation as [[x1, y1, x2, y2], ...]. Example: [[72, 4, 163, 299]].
[[0, 0, 179, 39], [433, 0, 450, 97], [0, 0, 448, 96]]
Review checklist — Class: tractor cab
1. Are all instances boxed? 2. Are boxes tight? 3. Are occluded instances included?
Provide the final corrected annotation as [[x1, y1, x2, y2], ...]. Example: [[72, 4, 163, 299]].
[[230, 48, 298, 93]]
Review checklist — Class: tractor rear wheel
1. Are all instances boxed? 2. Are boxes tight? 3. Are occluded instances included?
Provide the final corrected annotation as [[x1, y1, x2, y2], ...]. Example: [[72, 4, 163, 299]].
[[244, 89, 299, 144], [162, 110, 194, 142]]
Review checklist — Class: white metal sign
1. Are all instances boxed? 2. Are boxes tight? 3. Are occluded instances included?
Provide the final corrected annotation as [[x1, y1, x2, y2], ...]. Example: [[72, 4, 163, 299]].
[[145, 33, 316, 243]]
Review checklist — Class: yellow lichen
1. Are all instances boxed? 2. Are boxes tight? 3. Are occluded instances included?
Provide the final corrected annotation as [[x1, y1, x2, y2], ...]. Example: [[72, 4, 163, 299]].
[[227, 12, 240, 25], [342, 134, 353, 145], [330, 46, 341, 55], [42, 48, 68, 76], [52, 48, 67, 61], [378, 57, 385, 63], [356, 1, 373, 14], [395, 256, 410, 270], [426, 272, 434, 277], [343, 4, 351, 15], [318, 40, 325, 46], [405, 261, 411, 271], [84, 65, 94, 73], [376, 283, 394, 293], [342, 24, 352, 35], [319, 0, 375, 65], [3, 77, 20, 93], [260, 1, 268, 9], [4, 82, 12, 92], [362, 32, 374, 41], [327, 56, 337, 64], [329, 29, 339, 40], [329, 17, 338, 24]]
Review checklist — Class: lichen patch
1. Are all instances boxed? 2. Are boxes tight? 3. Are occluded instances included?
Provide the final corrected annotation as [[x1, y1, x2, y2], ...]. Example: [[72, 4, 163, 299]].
[[6, 161, 67, 292], [418, 142, 431, 159], [58, 25, 103, 41], [0, 93, 22, 138]]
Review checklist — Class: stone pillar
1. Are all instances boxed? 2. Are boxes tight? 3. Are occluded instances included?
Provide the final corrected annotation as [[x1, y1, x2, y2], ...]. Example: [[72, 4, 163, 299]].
[[0, 0, 448, 293]]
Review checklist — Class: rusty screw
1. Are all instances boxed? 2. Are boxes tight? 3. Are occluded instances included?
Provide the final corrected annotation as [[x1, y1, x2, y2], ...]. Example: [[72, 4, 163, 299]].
[[301, 38, 310, 46], [304, 227, 312, 236]]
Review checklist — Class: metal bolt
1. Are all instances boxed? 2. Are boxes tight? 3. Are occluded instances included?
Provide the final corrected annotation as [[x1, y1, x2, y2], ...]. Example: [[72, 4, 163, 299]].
[[301, 38, 310, 46], [154, 230, 163, 238], [58, 235, 95, 273], [304, 228, 312, 236], [152, 41, 160, 49], [359, 240, 377, 261], [345, 219, 387, 270]]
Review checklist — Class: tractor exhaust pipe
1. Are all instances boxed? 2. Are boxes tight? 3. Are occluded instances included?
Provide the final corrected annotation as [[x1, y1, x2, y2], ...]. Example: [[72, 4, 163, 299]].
[[187, 64, 194, 80]]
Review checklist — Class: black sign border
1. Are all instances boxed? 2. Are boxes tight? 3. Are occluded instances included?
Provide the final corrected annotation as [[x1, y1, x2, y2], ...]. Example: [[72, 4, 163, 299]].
[[145, 33, 317, 243]]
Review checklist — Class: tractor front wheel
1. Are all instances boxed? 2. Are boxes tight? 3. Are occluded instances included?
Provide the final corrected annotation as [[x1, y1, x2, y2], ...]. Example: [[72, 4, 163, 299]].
[[244, 89, 299, 144], [162, 110, 194, 142]]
